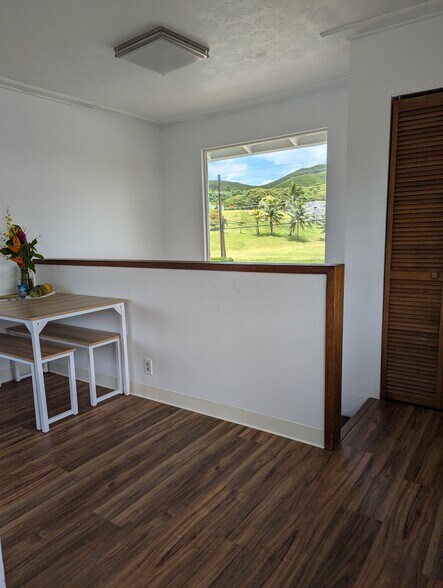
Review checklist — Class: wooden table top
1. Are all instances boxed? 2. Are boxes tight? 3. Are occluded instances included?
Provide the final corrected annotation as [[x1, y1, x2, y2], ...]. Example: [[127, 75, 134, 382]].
[[0, 292, 126, 321]]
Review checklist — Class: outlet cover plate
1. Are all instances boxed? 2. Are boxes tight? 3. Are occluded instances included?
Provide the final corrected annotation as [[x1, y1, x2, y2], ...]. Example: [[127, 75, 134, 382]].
[[144, 358, 153, 375]]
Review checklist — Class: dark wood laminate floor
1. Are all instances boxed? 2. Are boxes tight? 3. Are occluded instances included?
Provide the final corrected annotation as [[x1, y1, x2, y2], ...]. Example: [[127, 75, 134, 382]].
[[0, 374, 441, 587]]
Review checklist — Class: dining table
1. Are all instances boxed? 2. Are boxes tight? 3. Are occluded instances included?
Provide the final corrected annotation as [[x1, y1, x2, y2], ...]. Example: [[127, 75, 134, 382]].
[[0, 292, 129, 432]]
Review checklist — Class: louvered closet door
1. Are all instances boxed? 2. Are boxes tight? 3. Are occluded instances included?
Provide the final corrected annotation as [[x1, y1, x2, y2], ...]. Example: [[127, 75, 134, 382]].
[[382, 91, 443, 408]]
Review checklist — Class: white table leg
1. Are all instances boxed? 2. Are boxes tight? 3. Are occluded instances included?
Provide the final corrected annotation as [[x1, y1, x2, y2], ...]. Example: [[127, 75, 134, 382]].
[[26, 320, 49, 433], [115, 303, 130, 396], [30, 364, 42, 430]]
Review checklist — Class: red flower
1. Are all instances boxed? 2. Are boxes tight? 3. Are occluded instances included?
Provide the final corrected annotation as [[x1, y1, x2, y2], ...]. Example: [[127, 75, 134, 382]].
[[9, 235, 21, 253], [17, 230, 27, 243]]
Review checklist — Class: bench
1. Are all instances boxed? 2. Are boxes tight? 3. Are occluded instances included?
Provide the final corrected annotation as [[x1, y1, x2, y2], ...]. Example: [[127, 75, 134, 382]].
[[7, 323, 122, 406], [0, 333, 78, 430]]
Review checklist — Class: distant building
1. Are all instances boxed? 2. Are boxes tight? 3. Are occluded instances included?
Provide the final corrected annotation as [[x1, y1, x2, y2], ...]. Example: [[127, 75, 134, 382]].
[[306, 200, 326, 219]]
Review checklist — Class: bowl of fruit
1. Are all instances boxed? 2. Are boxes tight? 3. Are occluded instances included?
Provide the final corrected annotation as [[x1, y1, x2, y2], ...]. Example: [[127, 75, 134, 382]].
[[28, 283, 55, 299]]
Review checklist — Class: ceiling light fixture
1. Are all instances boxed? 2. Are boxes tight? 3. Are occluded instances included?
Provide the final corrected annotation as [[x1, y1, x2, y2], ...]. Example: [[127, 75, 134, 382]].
[[114, 26, 209, 75]]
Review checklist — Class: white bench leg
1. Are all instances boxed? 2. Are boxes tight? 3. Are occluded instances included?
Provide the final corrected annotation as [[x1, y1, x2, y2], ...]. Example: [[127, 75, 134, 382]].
[[68, 353, 78, 415], [119, 304, 130, 396], [88, 340, 124, 405], [30, 364, 42, 431], [87, 347, 97, 407], [12, 361, 21, 382], [0, 538, 6, 588], [116, 339, 123, 393], [12, 361, 32, 381]]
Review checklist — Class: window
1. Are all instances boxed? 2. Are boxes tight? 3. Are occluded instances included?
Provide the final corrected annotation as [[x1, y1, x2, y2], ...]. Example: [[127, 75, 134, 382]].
[[203, 130, 327, 263]]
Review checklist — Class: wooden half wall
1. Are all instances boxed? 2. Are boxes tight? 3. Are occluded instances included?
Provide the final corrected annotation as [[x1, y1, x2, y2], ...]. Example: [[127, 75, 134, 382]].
[[40, 260, 345, 449]]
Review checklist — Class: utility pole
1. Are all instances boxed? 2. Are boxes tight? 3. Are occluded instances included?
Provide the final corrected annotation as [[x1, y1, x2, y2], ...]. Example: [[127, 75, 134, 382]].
[[218, 174, 227, 258]]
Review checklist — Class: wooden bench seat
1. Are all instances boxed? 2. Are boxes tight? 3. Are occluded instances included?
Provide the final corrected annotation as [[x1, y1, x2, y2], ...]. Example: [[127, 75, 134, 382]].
[[7, 324, 119, 347], [0, 332, 75, 362], [7, 323, 123, 407], [0, 333, 78, 430]]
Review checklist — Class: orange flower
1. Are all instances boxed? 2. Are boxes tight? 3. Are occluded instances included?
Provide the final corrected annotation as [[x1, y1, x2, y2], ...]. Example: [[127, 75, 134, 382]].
[[10, 256, 24, 266], [9, 235, 21, 254]]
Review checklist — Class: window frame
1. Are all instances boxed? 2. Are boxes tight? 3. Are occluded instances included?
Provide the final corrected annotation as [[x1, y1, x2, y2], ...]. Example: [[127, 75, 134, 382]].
[[201, 128, 328, 263]]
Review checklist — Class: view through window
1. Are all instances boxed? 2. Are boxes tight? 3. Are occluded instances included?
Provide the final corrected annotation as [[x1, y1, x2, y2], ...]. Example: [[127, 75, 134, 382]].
[[205, 130, 327, 263]]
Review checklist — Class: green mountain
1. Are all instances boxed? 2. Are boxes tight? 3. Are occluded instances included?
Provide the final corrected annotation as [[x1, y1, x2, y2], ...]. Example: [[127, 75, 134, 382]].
[[208, 179, 254, 192], [208, 164, 326, 193], [263, 164, 326, 189]]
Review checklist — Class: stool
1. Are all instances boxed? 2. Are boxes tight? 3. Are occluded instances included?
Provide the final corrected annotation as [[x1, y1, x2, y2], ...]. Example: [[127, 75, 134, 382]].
[[8, 323, 122, 406], [0, 333, 78, 430]]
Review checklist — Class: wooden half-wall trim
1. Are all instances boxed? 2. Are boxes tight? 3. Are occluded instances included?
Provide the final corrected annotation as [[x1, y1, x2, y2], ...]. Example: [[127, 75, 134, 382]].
[[324, 263, 344, 449], [39, 259, 339, 274], [40, 259, 345, 449]]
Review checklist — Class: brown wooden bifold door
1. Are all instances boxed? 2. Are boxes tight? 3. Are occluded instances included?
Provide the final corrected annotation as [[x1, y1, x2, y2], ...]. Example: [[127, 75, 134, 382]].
[[382, 90, 443, 408]]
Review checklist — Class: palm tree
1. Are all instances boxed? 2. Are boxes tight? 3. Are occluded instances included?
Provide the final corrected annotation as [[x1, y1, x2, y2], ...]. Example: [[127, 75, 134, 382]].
[[317, 214, 326, 237], [259, 195, 285, 235], [249, 209, 266, 235], [286, 180, 304, 207], [288, 200, 312, 239]]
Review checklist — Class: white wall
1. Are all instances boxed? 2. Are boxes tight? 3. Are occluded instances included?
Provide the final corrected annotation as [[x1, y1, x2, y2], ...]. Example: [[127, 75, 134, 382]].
[[160, 85, 348, 264], [0, 86, 163, 296], [35, 264, 327, 447], [0, 86, 163, 374], [342, 15, 443, 414]]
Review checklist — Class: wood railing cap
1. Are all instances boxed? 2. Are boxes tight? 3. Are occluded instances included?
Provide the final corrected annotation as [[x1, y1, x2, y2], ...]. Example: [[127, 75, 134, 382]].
[[39, 259, 344, 275]]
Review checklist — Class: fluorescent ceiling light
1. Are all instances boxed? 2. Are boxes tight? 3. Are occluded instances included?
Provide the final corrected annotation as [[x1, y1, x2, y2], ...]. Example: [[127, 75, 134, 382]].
[[114, 27, 209, 75]]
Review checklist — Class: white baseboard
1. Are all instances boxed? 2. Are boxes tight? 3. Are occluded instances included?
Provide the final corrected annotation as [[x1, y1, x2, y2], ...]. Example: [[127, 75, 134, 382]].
[[4, 364, 324, 448], [132, 381, 324, 448]]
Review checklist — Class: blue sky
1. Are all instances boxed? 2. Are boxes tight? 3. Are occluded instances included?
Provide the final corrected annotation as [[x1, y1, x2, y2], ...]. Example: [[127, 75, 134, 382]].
[[208, 144, 327, 186]]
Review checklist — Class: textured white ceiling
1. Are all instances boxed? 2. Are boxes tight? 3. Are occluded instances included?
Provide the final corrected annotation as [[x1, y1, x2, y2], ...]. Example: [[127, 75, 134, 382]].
[[0, 0, 430, 123]]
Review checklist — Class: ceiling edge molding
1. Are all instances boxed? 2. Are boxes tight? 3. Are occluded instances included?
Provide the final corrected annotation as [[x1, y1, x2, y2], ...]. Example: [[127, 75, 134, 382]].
[[0, 75, 348, 128], [160, 76, 348, 128], [321, 0, 443, 40], [0, 76, 160, 125]]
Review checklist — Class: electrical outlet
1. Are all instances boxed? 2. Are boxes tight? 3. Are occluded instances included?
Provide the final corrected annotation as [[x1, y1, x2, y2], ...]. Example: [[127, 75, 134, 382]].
[[144, 358, 153, 375]]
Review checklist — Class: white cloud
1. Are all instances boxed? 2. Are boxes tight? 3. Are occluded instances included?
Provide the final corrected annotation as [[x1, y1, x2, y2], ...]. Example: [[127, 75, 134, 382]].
[[255, 144, 327, 168], [208, 160, 249, 181], [207, 143, 327, 185]]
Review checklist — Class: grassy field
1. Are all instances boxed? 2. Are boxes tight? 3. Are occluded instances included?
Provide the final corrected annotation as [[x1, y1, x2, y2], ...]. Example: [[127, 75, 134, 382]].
[[210, 210, 325, 263]]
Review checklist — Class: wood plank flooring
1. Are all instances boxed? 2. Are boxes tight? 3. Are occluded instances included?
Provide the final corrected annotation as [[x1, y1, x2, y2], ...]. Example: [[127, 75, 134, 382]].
[[0, 374, 441, 587]]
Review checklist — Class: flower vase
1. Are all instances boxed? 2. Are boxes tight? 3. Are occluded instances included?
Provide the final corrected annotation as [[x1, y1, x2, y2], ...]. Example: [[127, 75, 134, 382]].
[[18, 267, 35, 293]]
